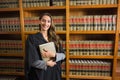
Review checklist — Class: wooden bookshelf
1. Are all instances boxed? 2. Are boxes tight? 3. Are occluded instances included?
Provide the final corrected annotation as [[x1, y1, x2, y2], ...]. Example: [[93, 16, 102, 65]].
[[0, 53, 24, 57], [0, 8, 20, 11], [69, 75, 112, 80], [70, 31, 116, 34], [23, 6, 66, 11], [70, 56, 114, 59], [69, 4, 118, 9], [0, 0, 120, 80]]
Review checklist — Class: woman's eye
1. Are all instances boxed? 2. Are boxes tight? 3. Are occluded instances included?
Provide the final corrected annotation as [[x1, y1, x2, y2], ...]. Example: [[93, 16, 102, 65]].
[[48, 20, 51, 23]]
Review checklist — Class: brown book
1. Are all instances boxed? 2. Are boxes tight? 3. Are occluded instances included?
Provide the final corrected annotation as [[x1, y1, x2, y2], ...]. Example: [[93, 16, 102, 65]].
[[39, 42, 56, 61]]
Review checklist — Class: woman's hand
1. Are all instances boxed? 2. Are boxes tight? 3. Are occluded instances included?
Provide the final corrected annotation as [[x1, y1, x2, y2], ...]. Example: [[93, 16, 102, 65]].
[[41, 49, 55, 58], [46, 60, 56, 67]]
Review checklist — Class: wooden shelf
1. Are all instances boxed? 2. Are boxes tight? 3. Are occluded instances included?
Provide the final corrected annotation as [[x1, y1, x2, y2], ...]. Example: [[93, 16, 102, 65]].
[[70, 31, 115, 34], [0, 8, 20, 12], [56, 31, 66, 34], [119, 30, 120, 33], [117, 56, 120, 59], [69, 75, 112, 80], [24, 31, 39, 35], [116, 71, 120, 80], [116, 71, 120, 76], [23, 6, 66, 11], [70, 55, 113, 59], [62, 75, 66, 78], [0, 0, 120, 80], [70, 4, 118, 9], [0, 32, 21, 35]]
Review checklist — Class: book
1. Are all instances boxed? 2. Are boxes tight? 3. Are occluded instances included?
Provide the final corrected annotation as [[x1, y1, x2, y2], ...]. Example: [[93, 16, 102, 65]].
[[39, 42, 56, 61]]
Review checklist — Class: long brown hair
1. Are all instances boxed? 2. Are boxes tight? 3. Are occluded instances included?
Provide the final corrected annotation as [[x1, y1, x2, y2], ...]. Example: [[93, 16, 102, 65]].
[[39, 13, 61, 50]]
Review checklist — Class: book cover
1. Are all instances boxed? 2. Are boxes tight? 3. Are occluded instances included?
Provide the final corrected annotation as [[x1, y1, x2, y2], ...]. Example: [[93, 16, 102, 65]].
[[39, 42, 56, 61]]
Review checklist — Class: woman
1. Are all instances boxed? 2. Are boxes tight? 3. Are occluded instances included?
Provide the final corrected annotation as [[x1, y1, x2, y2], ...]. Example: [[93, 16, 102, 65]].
[[25, 13, 65, 80]]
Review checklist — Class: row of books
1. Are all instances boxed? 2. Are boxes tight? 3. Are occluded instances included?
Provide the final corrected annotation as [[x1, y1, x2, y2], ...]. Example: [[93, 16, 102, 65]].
[[60, 41, 66, 51], [69, 50, 113, 56], [0, 76, 18, 80], [0, 0, 118, 8], [53, 16, 66, 31], [24, 17, 39, 31], [51, 0, 65, 6], [0, 17, 21, 32], [0, 58, 24, 72], [0, 0, 66, 8], [69, 59, 111, 76], [0, 26, 21, 32], [0, 40, 23, 54], [69, 49, 113, 56], [24, 24, 39, 32], [61, 61, 66, 75], [0, 0, 19, 8], [24, 14, 116, 31], [0, 14, 117, 32], [61, 59, 111, 76], [0, 17, 20, 25], [70, 0, 118, 5], [70, 15, 116, 31], [24, 17, 39, 24], [23, 0, 49, 7], [22, 0, 65, 8], [69, 40, 113, 49], [69, 40, 113, 56]]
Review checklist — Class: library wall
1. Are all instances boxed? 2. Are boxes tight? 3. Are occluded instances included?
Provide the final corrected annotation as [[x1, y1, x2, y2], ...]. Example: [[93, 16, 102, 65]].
[[0, 0, 120, 80]]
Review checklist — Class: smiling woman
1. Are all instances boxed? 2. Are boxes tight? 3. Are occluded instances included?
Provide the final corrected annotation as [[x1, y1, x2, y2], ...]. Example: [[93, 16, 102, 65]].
[[40, 14, 51, 32], [25, 13, 66, 80]]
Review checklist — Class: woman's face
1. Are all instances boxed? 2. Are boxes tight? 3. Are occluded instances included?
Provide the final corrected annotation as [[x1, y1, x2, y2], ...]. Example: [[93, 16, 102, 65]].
[[40, 15, 51, 31]]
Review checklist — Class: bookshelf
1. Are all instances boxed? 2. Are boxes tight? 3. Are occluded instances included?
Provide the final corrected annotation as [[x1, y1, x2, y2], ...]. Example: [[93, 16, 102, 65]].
[[0, 0, 120, 80], [0, 0, 24, 79]]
